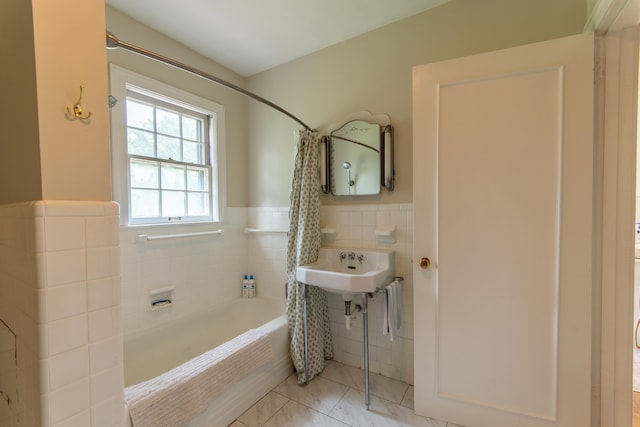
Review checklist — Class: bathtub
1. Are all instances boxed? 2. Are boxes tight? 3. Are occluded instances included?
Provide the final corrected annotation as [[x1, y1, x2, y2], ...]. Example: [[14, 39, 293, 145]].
[[123, 297, 292, 427]]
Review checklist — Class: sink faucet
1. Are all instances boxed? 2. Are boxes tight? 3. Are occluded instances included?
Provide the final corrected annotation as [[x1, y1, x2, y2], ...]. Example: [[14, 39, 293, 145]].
[[348, 252, 356, 261]]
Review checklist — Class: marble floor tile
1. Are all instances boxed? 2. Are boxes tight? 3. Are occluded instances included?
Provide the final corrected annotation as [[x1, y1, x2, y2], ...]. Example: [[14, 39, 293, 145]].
[[274, 373, 349, 415], [262, 400, 351, 427], [329, 388, 447, 427], [321, 361, 409, 403], [401, 385, 414, 409], [237, 391, 289, 427]]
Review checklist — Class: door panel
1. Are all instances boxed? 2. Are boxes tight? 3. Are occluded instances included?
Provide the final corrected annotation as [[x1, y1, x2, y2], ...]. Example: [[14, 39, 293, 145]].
[[412, 33, 593, 427]]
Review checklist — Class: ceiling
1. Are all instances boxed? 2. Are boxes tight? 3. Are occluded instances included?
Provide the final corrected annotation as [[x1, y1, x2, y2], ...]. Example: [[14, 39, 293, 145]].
[[105, 0, 450, 77]]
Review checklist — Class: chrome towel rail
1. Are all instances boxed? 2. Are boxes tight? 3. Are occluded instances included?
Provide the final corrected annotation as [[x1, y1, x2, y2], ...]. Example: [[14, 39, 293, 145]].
[[243, 228, 288, 234], [135, 230, 223, 242]]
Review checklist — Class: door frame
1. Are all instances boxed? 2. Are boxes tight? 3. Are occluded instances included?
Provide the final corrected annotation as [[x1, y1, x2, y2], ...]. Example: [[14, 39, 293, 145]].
[[591, 1, 640, 426]]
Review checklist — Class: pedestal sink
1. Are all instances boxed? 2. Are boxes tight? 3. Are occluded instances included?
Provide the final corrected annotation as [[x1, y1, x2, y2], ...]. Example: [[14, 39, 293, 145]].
[[296, 246, 395, 410], [295, 247, 394, 295]]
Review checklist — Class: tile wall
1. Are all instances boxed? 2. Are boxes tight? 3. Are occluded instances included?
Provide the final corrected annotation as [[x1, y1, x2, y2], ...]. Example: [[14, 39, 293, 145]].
[[119, 207, 290, 341], [0, 201, 123, 427], [0, 200, 412, 427], [118, 203, 413, 384], [245, 207, 290, 301], [320, 203, 414, 384]]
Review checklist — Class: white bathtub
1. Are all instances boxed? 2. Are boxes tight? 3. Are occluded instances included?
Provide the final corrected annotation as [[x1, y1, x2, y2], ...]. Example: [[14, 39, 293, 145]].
[[123, 297, 292, 427]]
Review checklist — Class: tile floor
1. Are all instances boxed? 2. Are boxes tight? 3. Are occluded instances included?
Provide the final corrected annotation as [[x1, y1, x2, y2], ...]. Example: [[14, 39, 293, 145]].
[[230, 361, 463, 427]]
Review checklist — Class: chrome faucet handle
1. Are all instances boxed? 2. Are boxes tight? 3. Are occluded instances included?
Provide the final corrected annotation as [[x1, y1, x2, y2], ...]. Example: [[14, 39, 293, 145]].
[[339, 252, 347, 263], [357, 253, 364, 264]]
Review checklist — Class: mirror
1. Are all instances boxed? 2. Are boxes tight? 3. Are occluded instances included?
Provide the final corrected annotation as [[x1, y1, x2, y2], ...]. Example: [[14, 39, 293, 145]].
[[323, 113, 394, 196], [331, 120, 381, 196]]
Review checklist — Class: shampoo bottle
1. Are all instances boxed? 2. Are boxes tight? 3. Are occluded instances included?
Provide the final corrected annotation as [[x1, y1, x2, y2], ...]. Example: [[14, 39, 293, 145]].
[[242, 275, 249, 297], [249, 275, 256, 298]]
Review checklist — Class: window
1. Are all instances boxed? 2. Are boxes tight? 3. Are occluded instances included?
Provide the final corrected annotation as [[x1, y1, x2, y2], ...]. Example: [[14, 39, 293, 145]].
[[109, 65, 226, 226]]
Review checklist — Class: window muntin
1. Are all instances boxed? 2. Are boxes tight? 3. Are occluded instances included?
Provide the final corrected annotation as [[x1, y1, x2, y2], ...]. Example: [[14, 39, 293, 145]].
[[125, 91, 212, 225], [109, 64, 225, 227]]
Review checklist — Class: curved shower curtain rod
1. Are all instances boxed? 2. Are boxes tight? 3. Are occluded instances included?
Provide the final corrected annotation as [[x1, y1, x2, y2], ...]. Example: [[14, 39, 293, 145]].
[[106, 31, 312, 131]]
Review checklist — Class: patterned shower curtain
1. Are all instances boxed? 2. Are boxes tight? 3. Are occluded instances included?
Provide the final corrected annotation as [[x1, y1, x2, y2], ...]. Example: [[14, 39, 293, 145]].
[[286, 128, 333, 384]]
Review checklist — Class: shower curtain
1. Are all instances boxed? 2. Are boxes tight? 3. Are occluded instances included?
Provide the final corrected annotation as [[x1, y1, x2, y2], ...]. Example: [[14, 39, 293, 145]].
[[286, 128, 333, 384]]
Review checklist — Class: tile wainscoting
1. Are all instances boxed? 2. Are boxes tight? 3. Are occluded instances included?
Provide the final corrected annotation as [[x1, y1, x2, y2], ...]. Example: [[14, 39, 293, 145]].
[[0, 201, 123, 427], [321, 203, 414, 384]]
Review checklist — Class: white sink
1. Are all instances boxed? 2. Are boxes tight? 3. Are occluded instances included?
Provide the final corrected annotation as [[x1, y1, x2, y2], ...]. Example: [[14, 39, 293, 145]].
[[296, 247, 394, 295]]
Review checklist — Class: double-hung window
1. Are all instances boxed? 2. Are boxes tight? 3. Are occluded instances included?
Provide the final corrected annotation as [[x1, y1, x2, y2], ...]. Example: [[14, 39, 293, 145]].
[[109, 65, 225, 226]]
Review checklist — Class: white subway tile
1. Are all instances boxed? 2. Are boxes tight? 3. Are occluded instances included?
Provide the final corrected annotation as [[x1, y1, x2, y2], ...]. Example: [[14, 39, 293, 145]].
[[88, 308, 115, 344], [44, 282, 87, 322], [34, 217, 45, 253], [90, 365, 123, 405], [88, 278, 114, 312], [39, 358, 50, 397], [47, 315, 88, 356], [45, 250, 86, 288], [44, 217, 85, 252], [348, 211, 362, 226], [48, 346, 89, 391], [90, 395, 124, 427], [52, 410, 91, 427], [48, 378, 90, 425], [86, 247, 118, 280], [86, 216, 119, 248], [43, 201, 108, 218], [89, 336, 122, 374]]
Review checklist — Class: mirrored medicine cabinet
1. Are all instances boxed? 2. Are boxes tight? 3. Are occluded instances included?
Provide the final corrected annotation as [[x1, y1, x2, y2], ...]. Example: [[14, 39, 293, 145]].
[[320, 112, 394, 196]]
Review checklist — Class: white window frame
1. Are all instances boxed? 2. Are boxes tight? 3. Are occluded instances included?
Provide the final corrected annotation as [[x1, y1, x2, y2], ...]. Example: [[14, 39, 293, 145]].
[[109, 64, 226, 227]]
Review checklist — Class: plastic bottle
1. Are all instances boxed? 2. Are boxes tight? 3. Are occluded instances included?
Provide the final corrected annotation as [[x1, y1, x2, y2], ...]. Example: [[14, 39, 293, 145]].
[[242, 275, 249, 298], [249, 275, 256, 298]]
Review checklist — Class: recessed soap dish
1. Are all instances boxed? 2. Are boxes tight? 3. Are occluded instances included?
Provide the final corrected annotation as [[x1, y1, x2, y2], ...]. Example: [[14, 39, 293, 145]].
[[149, 286, 175, 311]]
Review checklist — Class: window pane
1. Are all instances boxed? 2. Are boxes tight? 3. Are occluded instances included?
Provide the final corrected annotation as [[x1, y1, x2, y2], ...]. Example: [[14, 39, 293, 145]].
[[183, 141, 203, 164], [131, 189, 159, 218], [130, 159, 158, 189], [156, 108, 180, 137], [188, 192, 208, 216], [187, 168, 207, 191], [120, 79, 217, 226], [157, 135, 181, 161], [127, 129, 155, 157], [161, 164, 185, 190], [182, 116, 200, 141], [126, 99, 154, 130], [162, 191, 185, 217]]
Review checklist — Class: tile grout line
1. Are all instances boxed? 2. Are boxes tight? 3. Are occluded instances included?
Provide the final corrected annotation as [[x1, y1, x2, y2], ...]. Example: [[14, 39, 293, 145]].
[[325, 385, 353, 426], [258, 390, 290, 427]]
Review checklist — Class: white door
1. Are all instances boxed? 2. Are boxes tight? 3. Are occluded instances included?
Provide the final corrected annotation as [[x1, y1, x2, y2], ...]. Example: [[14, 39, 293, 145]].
[[412, 33, 594, 427]]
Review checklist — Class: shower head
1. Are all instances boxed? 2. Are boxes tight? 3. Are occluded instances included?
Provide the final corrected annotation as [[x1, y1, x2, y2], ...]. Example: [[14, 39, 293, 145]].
[[343, 162, 351, 170]]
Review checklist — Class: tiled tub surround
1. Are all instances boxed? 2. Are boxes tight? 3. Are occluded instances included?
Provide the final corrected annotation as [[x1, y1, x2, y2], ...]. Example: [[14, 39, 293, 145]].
[[119, 207, 290, 341], [0, 201, 123, 427]]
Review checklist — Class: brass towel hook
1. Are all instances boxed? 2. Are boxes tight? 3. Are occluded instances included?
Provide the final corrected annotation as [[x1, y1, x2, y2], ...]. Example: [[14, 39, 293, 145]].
[[66, 85, 92, 121]]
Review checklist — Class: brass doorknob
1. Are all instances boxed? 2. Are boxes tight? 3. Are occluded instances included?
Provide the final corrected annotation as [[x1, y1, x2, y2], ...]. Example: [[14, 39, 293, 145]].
[[419, 257, 431, 269]]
